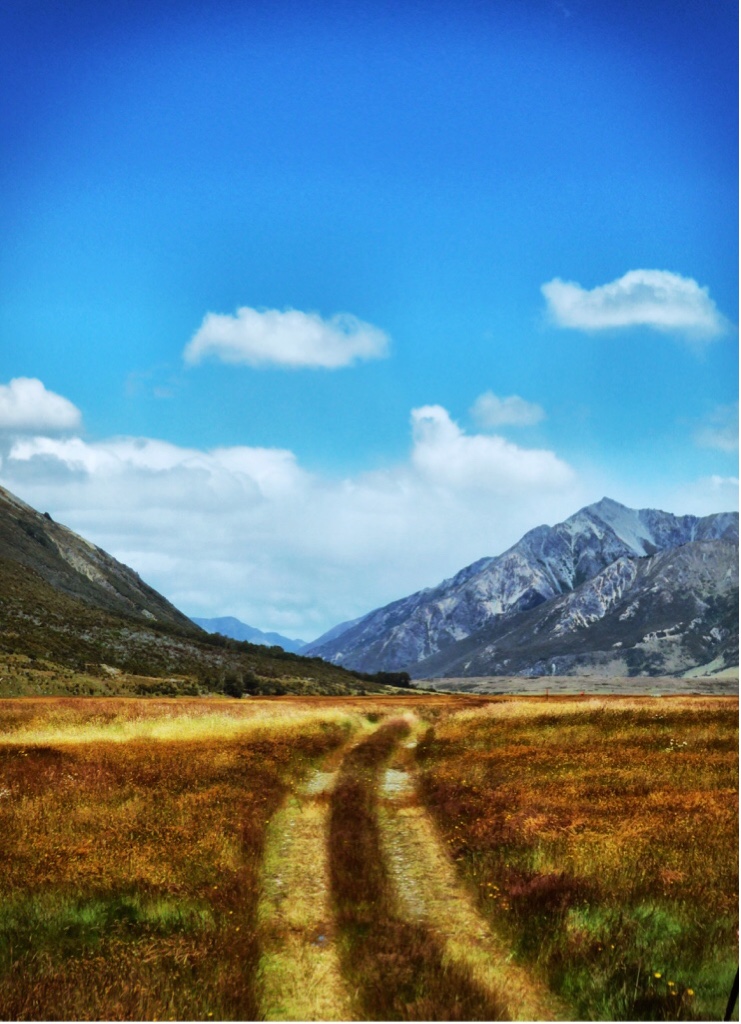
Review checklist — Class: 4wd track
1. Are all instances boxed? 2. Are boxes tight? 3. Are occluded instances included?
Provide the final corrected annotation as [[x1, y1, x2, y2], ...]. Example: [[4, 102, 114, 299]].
[[0, 694, 736, 1021]]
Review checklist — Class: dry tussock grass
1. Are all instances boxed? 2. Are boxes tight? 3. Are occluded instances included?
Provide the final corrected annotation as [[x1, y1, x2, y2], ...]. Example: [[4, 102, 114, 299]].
[[0, 695, 469, 1020], [417, 696, 738, 1021], [5, 692, 730, 1021], [0, 696, 368, 747], [0, 702, 357, 1020]]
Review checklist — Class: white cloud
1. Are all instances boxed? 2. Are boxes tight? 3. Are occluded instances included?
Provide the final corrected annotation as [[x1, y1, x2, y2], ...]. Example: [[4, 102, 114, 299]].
[[470, 391, 545, 429], [4, 381, 735, 642], [184, 306, 390, 369], [541, 270, 729, 340], [411, 405, 572, 491], [0, 378, 82, 433], [695, 403, 738, 453], [1, 403, 585, 639]]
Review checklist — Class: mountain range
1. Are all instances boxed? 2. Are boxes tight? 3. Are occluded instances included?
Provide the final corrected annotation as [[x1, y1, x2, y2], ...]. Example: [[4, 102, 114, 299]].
[[1, 482, 736, 688], [190, 616, 307, 653], [304, 498, 738, 678]]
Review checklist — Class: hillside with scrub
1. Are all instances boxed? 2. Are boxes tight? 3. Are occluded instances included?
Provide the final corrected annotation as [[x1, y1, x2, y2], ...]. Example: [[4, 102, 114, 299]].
[[0, 484, 411, 698]]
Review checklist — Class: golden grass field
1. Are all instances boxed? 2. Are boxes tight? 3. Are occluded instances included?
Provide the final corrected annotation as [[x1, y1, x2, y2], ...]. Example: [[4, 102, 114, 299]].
[[0, 693, 737, 1021]]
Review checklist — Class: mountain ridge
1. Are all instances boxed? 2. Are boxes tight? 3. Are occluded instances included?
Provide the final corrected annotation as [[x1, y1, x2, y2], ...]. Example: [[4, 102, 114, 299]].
[[414, 538, 738, 678], [303, 498, 738, 676], [0, 484, 200, 634]]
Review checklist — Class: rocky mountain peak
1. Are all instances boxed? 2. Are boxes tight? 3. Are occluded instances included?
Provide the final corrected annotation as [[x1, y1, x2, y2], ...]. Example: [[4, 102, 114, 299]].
[[304, 498, 738, 675]]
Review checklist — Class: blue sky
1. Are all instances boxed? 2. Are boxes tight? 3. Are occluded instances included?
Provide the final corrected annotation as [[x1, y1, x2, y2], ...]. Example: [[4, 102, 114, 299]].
[[0, 0, 737, 639]]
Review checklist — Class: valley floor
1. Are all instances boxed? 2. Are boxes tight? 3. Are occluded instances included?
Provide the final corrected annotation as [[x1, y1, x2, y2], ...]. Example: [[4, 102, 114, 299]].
[[0, 694, 737, 1021], [423, 673, 739, 696]]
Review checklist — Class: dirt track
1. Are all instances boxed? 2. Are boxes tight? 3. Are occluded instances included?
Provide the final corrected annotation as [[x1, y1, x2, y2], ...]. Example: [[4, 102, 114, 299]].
[[256, 718, 565, 1021]]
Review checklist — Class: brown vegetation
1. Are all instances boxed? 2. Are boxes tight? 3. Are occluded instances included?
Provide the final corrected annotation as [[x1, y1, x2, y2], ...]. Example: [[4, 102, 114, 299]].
[[0, 556, 413, 697], [416, 695, 739, 1021], [0, 693, 736, 1021], [0, 703, 351, 1020]]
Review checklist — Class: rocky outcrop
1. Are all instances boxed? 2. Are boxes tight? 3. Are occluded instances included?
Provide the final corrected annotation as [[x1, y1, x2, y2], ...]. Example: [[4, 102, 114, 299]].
[[414, 539, 738, 678]]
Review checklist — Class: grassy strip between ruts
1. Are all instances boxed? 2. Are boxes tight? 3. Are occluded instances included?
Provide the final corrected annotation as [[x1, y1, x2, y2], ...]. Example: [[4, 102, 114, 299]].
[[416, 696, 739, 1022], [0, 715, 357, 1020], [329, 716, 507, 1021]]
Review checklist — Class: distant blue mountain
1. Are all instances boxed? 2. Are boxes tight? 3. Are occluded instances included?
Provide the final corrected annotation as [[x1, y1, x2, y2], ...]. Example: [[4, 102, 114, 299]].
[[191, 615, 307, 653]]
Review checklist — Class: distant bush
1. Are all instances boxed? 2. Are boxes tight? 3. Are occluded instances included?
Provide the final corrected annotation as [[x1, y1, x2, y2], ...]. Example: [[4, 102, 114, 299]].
[[134, 680, 181, 697], [223, 673, 244, 698], [243, 671, 260, 695]]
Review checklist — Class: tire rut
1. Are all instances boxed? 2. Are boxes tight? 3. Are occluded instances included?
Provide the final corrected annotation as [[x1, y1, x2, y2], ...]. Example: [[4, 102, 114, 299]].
[[329, 717, 507, 1021], [257, 751, 358, 1021], [258, 717, 563, 1021], [379, 720, 566, 1021]]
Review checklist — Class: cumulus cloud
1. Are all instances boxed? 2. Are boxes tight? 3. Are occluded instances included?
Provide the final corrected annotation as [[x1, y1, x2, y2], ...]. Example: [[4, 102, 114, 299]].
[[184, 306, 390, 369], [695, 403, 738, 453], [13, 435, 302, 489], [0, 378, 82, 433], [411, 405, 572, 491], [1, 403, 584, 639], [470, 391, 545, 429], [541, 270, 729, 340]]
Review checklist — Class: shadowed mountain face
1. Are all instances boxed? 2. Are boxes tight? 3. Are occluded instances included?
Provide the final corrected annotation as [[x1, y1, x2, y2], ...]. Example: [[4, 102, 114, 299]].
[[0, 485, 201, 634], [304, 498, 739, 677]]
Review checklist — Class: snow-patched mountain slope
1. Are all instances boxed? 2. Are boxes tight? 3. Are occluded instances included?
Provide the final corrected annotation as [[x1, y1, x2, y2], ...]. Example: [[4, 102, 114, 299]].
[[303, 498, 738, 672], [414, 539, 739, 678]]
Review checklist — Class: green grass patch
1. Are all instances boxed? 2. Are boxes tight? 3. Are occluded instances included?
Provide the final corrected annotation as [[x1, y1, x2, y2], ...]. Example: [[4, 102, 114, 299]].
[[0, 892, 215, 961]]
